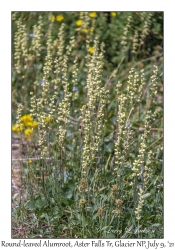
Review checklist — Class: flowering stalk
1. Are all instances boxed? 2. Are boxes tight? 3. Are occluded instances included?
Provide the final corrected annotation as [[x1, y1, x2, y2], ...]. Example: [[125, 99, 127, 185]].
[[135, 188, 144, 237]]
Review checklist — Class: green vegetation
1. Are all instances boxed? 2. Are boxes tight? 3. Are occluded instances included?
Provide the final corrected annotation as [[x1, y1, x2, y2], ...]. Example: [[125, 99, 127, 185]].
[[12, 11, 163, 238]]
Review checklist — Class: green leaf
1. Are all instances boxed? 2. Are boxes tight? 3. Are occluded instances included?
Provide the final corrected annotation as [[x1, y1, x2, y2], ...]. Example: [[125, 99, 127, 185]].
[[76, 213, 81, 221], [44, 213, 50, 226], [143, 193, 151, 199], [81, 214, 88, 227], [50, 198, 55, 204], [52, 206, 59, 215], [86, 207, 92, 212], [105, 233, 116, 238], [12, 193, 19, 201], [151, 223, 161, 227], [35, 198, 47, 209], [92, 214, 97, 221], [65, 190, 73, 199], [67, 180, 75, 191], [105, 172, 113, 182], [26, 200, 35, 210], [104, 143, 114, 153], [105, 154, 111, 170]]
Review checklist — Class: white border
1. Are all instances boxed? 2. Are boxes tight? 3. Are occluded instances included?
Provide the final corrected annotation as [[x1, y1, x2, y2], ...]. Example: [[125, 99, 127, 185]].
[[0, 0, 174, 248]]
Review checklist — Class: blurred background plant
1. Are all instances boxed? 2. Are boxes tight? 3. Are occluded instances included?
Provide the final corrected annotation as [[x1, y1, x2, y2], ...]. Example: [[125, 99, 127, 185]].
[[12, 11, 163, 239]]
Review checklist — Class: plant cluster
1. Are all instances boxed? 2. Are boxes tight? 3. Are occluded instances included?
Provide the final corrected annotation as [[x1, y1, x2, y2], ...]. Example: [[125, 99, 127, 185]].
[[12, 12, 163, 239]]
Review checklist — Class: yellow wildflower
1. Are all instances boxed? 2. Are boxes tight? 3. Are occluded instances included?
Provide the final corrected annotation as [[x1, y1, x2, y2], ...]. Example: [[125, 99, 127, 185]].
[[32, 121, 38, 128], [12, 123, 24, 133], [28, 160, 32, 164], [88, 47, 94, 54], [111, 12, 117, 17], [44, 117, 53, 123], [89, 12, 97, 18], [56, 15, 64, 22], [76, 20, 83, 26], [89, 27, 94, 33], [50, 16, 55, 21], [82, 28, 88, 33], [21, 114, 33, 124], [25, 120, 38, 128], [25, 121, 33, 127], [24, 128, 33, 139]]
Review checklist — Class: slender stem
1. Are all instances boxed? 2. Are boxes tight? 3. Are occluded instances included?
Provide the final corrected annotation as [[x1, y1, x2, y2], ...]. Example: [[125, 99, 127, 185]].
[[82, 212, 85, 238], [138, 220, 140, 238]]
